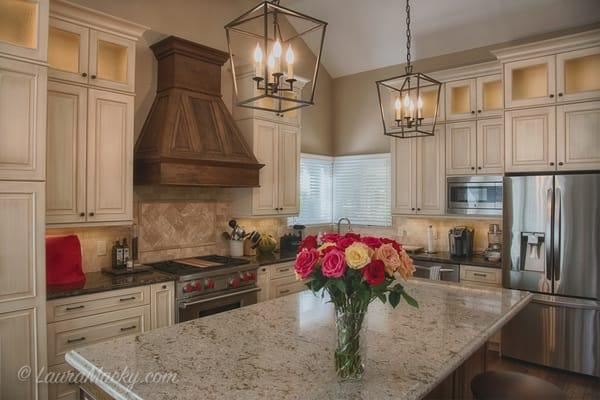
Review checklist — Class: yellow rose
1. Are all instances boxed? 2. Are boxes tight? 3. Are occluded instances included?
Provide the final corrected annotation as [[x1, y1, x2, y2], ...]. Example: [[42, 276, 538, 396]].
[[344, 242, 371, 269]]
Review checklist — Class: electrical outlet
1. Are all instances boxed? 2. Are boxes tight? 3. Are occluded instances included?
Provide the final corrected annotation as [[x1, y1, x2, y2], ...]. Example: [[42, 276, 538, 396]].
[[433, 230, 439, 240], [96, 240, 107, 256]]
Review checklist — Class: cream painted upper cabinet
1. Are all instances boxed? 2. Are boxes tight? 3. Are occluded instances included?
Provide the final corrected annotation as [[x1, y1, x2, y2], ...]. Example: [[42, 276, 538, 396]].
[[556, 47, 600, 103], [446, 121, 477, 175], [0, 57, 46, 181], [476, 74, 503, 118], [46, 81, 87, 224], [0, 0, 49, 62], [445, 79, 476, 121], [505, 106, 556, 173], [476, 118, 504, 174], [556, 101, 600, 171], [391, 137, 416, 214], [47, 17, 89, 84], [86, 89, 133, 222], [277, 124, 300, 215], [505, 56, 556, 108], [391, 126, 445, 216], [416, 126, 445, 215], [251, 119, 279, 215], [89, 30, 135, 93]]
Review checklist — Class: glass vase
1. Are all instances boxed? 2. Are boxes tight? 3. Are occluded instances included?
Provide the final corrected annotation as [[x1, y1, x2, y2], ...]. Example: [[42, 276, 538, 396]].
[[334, 307, 367, 381]]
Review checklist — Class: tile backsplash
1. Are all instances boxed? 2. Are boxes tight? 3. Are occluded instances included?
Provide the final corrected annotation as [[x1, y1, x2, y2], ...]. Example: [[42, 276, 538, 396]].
[[46, 184, 500, 272]]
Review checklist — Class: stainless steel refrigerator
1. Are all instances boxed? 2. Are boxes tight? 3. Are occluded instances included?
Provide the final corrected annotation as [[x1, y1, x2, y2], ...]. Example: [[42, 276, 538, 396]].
[[502, 173, 600, 377]]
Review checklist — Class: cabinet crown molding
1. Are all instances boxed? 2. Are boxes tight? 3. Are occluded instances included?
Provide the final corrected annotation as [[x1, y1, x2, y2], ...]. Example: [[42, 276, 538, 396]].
[[50, 0, 148, 40], [429, 60, 501, 82], [492, 28, 600, 63]]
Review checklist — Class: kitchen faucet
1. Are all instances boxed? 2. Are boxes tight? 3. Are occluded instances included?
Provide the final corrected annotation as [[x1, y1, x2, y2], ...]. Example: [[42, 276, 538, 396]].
[[337, 218, 352, 235]]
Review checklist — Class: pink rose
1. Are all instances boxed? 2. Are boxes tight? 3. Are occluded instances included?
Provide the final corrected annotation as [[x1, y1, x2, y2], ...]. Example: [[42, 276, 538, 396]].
[[380, 237, 402, 253], [336, 235, 358, 250], [321, 233, 340, 243], [397, 248, 415, 280], [361, 236, 382, 249], [374, 243, 402, 276], [294, 248, 319, 279], [321, 248, 347, 278]]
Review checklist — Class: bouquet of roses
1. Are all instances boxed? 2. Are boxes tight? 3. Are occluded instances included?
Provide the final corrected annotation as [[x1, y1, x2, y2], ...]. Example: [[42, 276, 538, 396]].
[[293, 232, 418, 380], [294, 232, 418, 309]]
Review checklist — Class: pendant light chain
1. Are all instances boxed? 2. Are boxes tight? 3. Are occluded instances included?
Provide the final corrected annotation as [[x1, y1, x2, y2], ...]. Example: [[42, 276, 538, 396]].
[[405, 0, 412, 73]]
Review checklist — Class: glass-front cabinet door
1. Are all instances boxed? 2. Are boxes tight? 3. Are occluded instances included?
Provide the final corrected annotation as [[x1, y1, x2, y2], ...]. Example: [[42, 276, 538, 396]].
[[445, 78, 476, 121], [48, 18, 89, 84], [476, 74, 503, 118], [556, 47, 600, 103], [505, 56, 556, 108], [89, 30, 135, 92], [0, 0, 48, 62]]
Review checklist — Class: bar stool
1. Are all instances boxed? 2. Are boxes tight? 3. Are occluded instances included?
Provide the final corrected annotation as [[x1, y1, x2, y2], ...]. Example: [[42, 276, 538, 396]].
[[471, 371, 566, 400]]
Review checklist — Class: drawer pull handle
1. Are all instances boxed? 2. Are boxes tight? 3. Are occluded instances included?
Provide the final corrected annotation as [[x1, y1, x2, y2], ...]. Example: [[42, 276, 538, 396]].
[[473, 273, 488, 277], [67, 337, 86, 344], [65, 305, 85, 311], [120, 325, 137, 332], [280, 289, 290, 294], [278, 268, 290, 273], [119, 296, 136, 302]]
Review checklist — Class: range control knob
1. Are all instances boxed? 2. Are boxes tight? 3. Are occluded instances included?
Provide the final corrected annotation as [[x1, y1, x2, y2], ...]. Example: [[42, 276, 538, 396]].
[[204, 279, 215, 289], [228, 278, 241, 288], [192, 281, 202, 291], [183, 283, 194, 293]]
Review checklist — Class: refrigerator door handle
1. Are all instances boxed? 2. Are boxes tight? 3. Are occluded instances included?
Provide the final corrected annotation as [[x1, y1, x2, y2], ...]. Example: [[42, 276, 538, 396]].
[[545, 188, 553, 281], [554, 188, 562, 282]]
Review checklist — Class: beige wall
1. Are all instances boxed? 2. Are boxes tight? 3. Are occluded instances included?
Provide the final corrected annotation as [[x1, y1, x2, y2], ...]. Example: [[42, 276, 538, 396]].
[[71, 0, 334, 155]]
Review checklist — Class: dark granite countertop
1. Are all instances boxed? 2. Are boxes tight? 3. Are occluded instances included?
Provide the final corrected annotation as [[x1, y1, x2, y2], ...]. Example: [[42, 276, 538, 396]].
[[47, 270, 175, 300], [243, 252, 296, 267], [409, 251, 501, 269]]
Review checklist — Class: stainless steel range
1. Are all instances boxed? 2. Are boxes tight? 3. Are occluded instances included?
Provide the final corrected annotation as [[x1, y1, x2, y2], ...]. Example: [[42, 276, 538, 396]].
[[149, 255, 259, 323]]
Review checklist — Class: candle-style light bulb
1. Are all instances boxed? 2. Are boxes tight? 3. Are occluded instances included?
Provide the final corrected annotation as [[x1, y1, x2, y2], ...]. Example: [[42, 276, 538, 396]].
[[254, 43, 263, 79], [267, 54, 275, 83], [403, 93, 411, 109], [409, 98, 415, 120], [273, 39, 282, 58], [285, 45, 294, 79], [417, 95, 423, 119], [394, 96, 402, 121]]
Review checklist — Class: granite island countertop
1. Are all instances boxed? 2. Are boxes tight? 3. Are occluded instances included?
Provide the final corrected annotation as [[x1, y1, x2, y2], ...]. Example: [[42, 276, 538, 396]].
[[65, 279, 531, 400], [410, 251, 501, 269]]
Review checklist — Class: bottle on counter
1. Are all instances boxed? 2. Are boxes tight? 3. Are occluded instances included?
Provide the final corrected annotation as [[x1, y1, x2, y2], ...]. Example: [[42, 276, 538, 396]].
[[122, 238, 130, 263], [112, 240, 124, 269]]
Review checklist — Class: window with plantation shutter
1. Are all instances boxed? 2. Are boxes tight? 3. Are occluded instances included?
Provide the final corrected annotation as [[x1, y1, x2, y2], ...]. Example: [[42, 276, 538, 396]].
[[333, 154, 391, 227], [288, 154, 333, 226]]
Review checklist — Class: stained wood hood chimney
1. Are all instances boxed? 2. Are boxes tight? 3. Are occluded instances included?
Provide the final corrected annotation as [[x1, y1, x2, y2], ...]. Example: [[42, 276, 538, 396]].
[[134, 36, 263, 186]]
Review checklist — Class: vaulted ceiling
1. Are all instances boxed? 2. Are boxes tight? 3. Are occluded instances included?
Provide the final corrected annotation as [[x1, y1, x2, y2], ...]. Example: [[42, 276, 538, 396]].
[[285, 0, 600, 78]]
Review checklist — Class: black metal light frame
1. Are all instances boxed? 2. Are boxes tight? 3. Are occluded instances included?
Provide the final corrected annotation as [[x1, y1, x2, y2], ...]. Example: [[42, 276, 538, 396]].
[[376, 0, 441, 138], [225, 1, 327, 114]]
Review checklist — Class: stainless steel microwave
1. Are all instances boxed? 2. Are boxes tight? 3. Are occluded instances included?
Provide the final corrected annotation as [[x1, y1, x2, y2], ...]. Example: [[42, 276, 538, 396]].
[[446, 176, 502, 216]]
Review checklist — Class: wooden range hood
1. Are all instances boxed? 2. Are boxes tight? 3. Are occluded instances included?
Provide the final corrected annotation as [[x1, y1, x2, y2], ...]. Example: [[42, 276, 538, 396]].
[[134, 36, 263, 186]]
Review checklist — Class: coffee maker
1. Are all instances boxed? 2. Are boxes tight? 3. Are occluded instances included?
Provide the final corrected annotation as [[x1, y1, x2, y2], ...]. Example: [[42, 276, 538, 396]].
[[448, 226, 474, 257]]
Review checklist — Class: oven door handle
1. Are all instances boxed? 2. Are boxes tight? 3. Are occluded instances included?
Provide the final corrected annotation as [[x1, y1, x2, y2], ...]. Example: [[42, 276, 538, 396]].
[[178, 287, 261, 309], [414, 265, 455, 273]]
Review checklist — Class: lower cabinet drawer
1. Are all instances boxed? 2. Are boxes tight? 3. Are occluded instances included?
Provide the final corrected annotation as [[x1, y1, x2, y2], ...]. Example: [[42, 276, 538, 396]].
[[269, 262, 295, 280], [270, 276, 306, 299], [47, 305, 151, 366], [48, 363, 80, 400], [460, 265, 501, 286], [47, 286, 151, 323]]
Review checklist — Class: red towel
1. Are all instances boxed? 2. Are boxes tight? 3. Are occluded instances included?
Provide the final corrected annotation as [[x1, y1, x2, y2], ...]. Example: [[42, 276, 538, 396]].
[[46, 235, 85, 285]]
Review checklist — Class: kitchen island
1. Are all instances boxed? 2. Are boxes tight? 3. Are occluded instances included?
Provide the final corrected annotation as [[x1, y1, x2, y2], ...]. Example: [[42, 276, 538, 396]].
[[65, 279, 532, 400]]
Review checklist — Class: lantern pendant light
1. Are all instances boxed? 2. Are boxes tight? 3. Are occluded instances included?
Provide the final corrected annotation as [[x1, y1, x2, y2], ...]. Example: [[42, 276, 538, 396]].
[[225, 0, 327, 115], [376, 0, 441, 138]]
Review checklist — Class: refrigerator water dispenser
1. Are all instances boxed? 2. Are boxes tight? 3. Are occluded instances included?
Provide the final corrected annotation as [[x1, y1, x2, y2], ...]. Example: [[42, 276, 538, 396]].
[[519, 232, 545, 272]]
